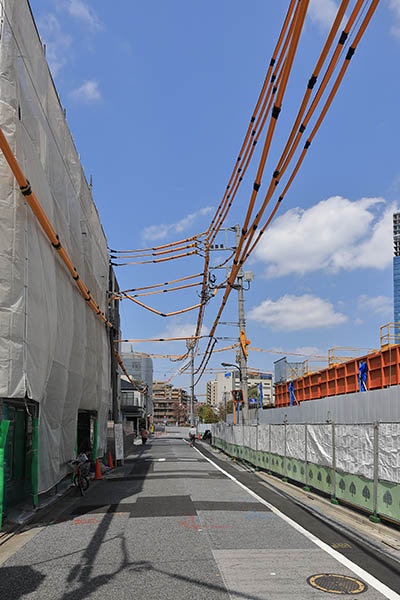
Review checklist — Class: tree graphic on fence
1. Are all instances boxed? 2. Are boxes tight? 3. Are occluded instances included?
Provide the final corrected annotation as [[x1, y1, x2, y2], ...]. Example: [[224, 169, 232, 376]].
[[383, 490, 392, 508], [362, 486, 370, 502]]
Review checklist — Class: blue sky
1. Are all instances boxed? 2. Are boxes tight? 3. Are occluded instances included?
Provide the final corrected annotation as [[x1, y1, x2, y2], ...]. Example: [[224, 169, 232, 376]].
[[31, 0, 400, 395]]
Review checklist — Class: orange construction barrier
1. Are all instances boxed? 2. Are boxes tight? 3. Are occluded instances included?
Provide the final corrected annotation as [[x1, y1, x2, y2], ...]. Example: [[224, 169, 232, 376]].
[[94, 458, 103, 480], [107, 451, 114, 469]]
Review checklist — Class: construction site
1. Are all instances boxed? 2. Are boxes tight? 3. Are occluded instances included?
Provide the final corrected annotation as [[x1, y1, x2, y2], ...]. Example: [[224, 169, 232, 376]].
[[0, 1, 400, 599]]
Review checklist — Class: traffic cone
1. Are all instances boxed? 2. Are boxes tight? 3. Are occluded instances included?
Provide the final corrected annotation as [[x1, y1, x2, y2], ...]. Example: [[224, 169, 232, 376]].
[[107, 451, 114, 469], [94, 458, 103, 480]]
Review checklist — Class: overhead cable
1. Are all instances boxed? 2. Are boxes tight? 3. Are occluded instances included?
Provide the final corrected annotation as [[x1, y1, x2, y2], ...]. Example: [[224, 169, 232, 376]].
[[109, 232, 207, 254], [206, 0, 297, 241], [111, 249, 198, 266], [194, 0, 310, 382], [109, 242, 199, 260], [119, 273, 204, 294]]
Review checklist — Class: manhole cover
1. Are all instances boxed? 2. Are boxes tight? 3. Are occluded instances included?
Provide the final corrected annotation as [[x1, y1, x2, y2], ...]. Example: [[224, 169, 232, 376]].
[[307, 573, 367, 594]]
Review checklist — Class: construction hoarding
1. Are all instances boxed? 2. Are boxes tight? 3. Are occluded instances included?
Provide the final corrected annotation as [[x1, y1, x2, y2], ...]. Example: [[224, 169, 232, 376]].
[[212, 422, 400, 523]]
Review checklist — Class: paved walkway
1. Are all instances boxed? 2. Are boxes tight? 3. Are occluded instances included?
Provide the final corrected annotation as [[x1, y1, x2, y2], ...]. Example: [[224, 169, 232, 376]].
[[0, 432, 399, 599]]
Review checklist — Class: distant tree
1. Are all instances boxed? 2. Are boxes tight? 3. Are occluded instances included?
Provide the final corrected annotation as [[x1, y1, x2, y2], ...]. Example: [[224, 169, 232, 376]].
[[349, 482, 356, 496], [173, 401, 188, 424], [197, 404, 219, 424], [218, 400, 233, 421]]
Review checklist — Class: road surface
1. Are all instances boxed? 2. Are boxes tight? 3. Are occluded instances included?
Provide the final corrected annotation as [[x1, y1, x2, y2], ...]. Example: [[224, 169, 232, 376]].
[[0, 429, 399, 599]]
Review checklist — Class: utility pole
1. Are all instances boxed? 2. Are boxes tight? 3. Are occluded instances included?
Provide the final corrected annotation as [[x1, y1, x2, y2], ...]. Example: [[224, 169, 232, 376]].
[[186, 338, 196, 426], [235, 224, 249, 425]]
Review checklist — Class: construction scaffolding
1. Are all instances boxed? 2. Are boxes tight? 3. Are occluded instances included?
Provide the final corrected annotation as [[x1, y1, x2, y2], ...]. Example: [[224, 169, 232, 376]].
[[0, 0, 112, 496]]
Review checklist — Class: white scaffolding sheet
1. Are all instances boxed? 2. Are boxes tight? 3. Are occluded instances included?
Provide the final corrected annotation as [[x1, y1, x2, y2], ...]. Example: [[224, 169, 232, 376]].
[[0, 0, 112, 493]]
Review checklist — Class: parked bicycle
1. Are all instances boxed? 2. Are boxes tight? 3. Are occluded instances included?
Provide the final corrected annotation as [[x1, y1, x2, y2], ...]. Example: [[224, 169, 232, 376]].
[[68, 453, 90, 496]]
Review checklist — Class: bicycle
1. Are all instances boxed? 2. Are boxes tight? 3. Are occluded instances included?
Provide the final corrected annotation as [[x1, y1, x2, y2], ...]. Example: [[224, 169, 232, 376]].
[[69, 453, 90, 496]]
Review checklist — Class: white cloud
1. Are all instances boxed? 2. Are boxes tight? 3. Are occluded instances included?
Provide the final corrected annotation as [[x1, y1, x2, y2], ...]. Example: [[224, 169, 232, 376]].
[[62, 0, 103, 31], [254, 196, 395, 277], [308, 0, 342, 30], [38, 14, 73, 75], [143, 206, 214, 242], [293, 346, 327, 357], [69, 80, 101, 103], [357, 295, 393, 317], [248, 294, 347, 331], [158, 321, 209, 341], [389, 0, 400, 39]]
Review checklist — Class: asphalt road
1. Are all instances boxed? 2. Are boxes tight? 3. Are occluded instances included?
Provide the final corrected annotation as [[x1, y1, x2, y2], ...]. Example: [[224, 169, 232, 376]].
[[1, 430, 399, 599]]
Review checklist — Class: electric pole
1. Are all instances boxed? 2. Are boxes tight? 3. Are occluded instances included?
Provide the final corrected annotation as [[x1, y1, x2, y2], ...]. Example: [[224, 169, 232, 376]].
[[235, 224, 249, 424], [186, 338, 196, 426]]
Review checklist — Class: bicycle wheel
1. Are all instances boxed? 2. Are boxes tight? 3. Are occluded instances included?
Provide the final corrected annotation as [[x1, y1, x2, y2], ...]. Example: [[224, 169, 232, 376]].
[[77, 475, 89, 495]]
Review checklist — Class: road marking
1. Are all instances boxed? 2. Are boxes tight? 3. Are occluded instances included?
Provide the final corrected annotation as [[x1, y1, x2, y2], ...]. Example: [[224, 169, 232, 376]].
[[194, 446, 400, 600]]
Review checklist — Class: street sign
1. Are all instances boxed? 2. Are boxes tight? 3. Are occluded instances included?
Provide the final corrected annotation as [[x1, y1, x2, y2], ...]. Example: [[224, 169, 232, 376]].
[[114, 423, 124, 461]]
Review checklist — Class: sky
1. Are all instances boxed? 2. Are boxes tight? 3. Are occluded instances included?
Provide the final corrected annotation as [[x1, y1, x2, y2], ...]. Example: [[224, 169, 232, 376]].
[[30, 0, 400, 398]]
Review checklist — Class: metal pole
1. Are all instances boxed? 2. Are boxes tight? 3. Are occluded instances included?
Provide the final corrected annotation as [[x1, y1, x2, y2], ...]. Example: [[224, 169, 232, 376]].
[[370, 421, 381, 523], [235, 224, 249, 425], [331, 421, 338, 504], [186, 338, 195, 427], [304, 424, 310, 491], [190, 345, 194, 426], [283, 420, 288, 482]]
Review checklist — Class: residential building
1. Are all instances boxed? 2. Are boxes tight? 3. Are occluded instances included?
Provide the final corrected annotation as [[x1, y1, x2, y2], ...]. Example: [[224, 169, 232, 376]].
[[216, 370, 274, 409], [120, 376, 145, 434], [152, 381, 191, 424], [206, 380, 218, 406]]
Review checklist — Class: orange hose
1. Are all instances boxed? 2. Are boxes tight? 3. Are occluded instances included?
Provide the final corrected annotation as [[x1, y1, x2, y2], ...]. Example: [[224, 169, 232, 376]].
[[114, 335, 207, 343], [109, 243, 198, 260], [111, 250, 198, 266], [207, 0, 297, 240], [116, 281, 202, 299], [120, 273, 203, 294], [0, 128, 112, 328], [109, 231, 207, 254]]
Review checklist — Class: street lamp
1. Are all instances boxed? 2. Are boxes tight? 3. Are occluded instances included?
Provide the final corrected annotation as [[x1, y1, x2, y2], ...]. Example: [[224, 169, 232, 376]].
[[221, 362, 242, 382]]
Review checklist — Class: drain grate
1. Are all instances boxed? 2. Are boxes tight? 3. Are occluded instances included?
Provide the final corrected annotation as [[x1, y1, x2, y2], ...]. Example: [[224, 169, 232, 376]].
[[307, 573, 367, 595]]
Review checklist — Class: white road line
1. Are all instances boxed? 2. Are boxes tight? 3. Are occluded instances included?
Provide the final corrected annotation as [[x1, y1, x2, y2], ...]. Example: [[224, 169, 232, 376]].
[[195, 446, 400, 600]]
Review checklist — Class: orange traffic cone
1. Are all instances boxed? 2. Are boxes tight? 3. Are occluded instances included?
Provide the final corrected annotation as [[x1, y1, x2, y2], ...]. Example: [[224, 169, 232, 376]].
[[107, 451, 114, 469], [94, 458, 103, 480]]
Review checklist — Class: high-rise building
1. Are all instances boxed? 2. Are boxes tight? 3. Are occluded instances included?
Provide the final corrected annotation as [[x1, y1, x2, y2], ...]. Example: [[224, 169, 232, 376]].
[[394, 213, 400, 332], [206, 380, 218, 406]]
